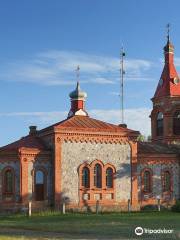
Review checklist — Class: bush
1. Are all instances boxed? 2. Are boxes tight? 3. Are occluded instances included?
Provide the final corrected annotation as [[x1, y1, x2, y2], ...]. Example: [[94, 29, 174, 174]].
[[141, 204, 157, 211], [141, 204, 167, 211], [171, 200, 180, 212]]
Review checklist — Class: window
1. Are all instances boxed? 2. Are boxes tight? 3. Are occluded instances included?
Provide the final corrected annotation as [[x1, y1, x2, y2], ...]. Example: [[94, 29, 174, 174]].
[[82, 167, 90, 188], [173, 111, 180, 135], [36, 170, 44, 184], [4, 169, 14, 194], [156, 112, 163, 136], [94, 164, 102, 188], [79, 161, 116, 203], [143, 170, 151, 192], [35, 170, 45, 201], [163, 171, 171, 192], [106, 168, 113, 188]]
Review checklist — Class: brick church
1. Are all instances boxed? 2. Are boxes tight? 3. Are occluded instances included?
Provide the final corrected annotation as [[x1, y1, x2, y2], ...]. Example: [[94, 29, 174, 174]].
[[0, 36, 179, 212]]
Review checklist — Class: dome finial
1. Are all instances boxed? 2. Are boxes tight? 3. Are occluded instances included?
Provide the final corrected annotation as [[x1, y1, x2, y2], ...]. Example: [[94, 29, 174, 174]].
[[166, 23, 170, 42], [68, 75, 88, 118], [164, 24, 174, 55], [76, 80, 80, 91], [76, 65, 80, 82]]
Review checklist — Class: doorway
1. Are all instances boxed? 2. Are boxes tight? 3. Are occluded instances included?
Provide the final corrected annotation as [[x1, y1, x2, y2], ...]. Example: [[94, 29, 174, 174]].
[[35, 170, 45, 201]]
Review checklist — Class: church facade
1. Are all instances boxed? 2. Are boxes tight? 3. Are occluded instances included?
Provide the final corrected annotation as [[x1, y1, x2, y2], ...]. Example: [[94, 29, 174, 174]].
[[0, 37, 179, 212]]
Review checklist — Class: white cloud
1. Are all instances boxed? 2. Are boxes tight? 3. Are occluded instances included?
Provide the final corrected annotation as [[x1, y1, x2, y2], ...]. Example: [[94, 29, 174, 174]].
[[0, 108, 151, 136], [90, 108, 151, 136], [0, 50, 153, 86], [125, 76, 155, 81], [109, 92, 120, 96], [0, 111, 67, 125], [90, 77, 115, 84]]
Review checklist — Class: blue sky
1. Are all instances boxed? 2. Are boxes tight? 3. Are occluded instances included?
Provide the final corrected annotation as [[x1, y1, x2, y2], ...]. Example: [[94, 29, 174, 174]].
[[0, 0, 180, 145]]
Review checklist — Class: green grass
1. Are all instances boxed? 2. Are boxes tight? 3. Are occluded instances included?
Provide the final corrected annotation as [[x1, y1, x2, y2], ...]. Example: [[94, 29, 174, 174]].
[[0, 211, 179, 239]]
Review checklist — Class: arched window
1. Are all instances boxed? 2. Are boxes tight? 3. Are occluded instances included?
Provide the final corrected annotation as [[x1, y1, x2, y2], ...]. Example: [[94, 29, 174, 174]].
[[94, 164, 102, 188], [4, 169, 14, 194], [156, 112, 163, 136], [82, 167, 90, 188], [173, 111, 180, 135], [106, 168, 113, 188], [36, 170, 44, 184], [143, 170, 151, 192], [35, 170, 45, 201], [163, 171, 171, 192]]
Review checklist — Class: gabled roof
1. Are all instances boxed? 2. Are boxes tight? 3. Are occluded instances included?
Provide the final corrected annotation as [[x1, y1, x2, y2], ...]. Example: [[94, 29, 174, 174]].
[[0, 115, 139, 152], [138, 141, 180, 154], [39, 115, 139, 135], [0, 135, 47, 152]]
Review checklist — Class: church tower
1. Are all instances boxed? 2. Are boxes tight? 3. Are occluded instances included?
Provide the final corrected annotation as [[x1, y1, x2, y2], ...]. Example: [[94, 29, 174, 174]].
[[68, 81, 88, 118], [68, 66, 88, 118], [151, 29, 180, 144]]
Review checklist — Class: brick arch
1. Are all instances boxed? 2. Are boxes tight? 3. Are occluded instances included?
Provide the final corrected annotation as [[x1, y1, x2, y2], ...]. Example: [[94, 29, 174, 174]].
[[92, 160, 103, 189], [35, 167, 48, 180], [2, 166, 15, 201], [151, 108, 164, 141], [171, 108, 180, 136], [104, 163, 116, 173], [32, 166, 48, 184], [78, 162, 91, 189], [151, 107, 165, 117], [78, 161, 90, 173], [78, 160, 116, 205], [169, 104, 180, 115], [104, 164, 116, 191], [141, 168, 153, 193], [151, 109, 164, 130], [154, 111, 164, 137], [90, 159, 104, 168], [32, 166, 48, 201], [161, 168, 173, 193]]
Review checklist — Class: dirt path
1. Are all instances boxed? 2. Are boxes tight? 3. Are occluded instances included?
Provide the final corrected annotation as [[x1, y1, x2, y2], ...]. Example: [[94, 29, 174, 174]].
[[0, 227, 65, 239], [0, 227, 133, 240]]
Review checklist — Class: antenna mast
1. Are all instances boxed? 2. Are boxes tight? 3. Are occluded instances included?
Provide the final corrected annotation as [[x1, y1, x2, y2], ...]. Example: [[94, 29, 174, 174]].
[[120, 47, 125, 124]]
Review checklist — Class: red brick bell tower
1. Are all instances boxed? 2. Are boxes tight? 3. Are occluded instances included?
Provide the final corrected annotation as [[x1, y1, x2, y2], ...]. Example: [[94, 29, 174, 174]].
[[151, 30, 180, 144]]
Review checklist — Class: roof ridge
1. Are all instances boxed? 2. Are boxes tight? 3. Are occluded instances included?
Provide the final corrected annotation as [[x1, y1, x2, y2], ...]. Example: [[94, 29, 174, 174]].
[[0, 134, 47, 151]]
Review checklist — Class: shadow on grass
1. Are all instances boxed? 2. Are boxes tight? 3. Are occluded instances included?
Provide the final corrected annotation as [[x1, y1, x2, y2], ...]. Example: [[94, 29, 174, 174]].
[[0, 212, 179, 239]]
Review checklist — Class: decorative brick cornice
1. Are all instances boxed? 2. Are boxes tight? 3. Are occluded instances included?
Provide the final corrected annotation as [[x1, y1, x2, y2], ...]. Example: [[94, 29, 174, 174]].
[[55, 127, 138, 136], [138, 158, 178, 165], [15, 148, 51, 162], [55, 132, 136, 145], [0, 148, 51, 158], [138, 153, 177, 158]]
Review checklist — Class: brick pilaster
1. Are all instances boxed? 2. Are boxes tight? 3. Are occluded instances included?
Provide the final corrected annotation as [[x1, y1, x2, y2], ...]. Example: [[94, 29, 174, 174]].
[[130, 142, 138, 208], [54, 136, 62, 208], [19, 154, 29, 204]]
